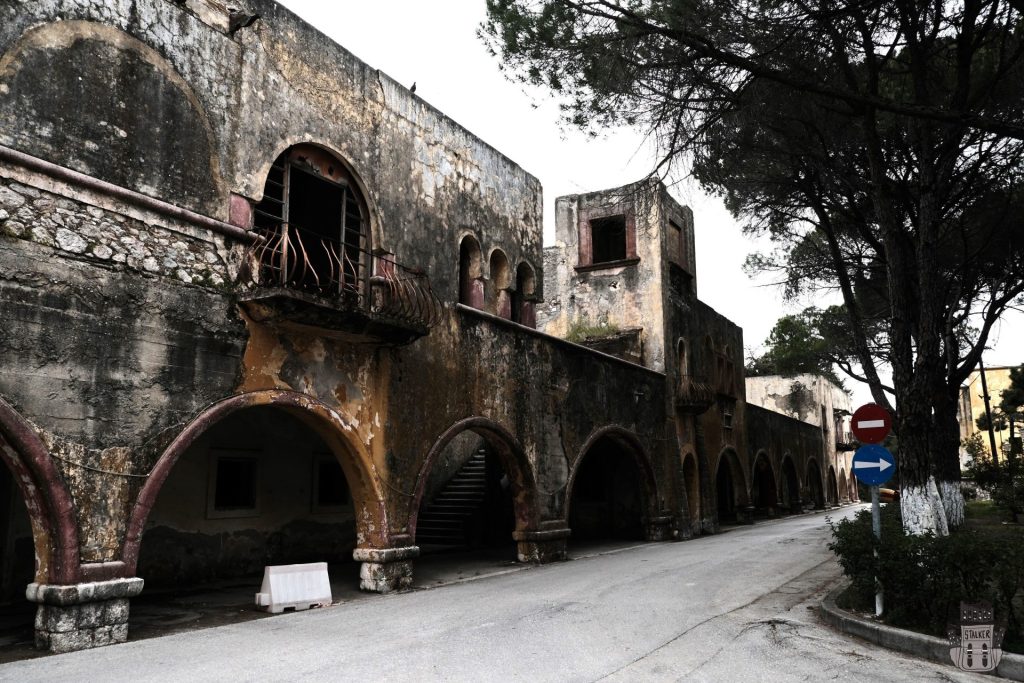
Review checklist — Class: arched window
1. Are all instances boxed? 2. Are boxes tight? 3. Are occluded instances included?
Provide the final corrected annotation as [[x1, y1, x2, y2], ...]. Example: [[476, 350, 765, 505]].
[[459, 235, 483, 308], [488, 249, 512, 319], [677, 338, 689, 376], [253, 145, 368, 297], [511, 261, 537, 327]]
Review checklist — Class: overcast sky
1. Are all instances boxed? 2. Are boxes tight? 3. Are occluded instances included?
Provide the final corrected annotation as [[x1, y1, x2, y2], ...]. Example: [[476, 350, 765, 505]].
[[276, 0, 1022, 404]]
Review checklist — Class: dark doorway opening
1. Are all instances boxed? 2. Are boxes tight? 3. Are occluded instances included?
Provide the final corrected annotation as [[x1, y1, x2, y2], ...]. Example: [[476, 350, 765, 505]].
[[132, 406, 361, 641], [828, 467, 840, 506], [716, 458, 737, 523], [781, 457, 801, 513], [415, 434, 516, 556], [683, 454, 699, 528], [807, 460, 826, 509], [569, 436, 645, 543], [0, 464, 35, 657], [750, 455, 777, 518]]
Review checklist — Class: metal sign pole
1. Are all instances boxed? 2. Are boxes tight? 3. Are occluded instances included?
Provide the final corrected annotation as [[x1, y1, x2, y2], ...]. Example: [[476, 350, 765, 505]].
[[871, 484, 883, 617]]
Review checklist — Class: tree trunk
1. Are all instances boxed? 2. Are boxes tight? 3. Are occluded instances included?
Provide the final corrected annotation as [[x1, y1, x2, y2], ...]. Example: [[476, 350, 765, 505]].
[[900, 475, 951, 535], [933, 390, 965, 528]]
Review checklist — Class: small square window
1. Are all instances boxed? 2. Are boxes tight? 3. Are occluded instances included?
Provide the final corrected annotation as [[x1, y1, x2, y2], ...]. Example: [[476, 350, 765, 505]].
[[312, 454, 350, 513], [207, 451, 260, 519], [590, 215, 628, 264]]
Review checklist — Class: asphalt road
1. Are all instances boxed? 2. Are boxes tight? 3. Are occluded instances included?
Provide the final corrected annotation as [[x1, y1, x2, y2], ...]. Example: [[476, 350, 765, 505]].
[[0, 508, 994, 682]]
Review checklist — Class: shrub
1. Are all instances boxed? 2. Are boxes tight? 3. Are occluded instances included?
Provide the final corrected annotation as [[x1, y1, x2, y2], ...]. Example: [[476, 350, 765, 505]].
[[829, 503, 1024, 651]]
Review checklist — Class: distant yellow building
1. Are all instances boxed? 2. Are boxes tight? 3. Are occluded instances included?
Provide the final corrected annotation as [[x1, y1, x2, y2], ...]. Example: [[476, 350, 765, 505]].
[[959, 365, 1020, 463]]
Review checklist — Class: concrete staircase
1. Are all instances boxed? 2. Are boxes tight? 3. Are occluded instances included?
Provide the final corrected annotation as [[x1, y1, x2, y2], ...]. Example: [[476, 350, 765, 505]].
[[415, 450, 487, 546]]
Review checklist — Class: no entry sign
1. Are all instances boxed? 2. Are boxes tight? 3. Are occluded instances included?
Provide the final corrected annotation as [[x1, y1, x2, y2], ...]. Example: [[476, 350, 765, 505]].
[[852, 403, 892, 444]]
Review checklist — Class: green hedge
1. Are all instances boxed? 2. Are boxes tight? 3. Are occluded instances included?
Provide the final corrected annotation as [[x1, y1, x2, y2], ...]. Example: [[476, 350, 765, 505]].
[[829, 504, 1024, 653]]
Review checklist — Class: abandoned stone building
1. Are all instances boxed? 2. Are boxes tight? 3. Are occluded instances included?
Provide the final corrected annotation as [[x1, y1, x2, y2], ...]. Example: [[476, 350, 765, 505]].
[[0, 0, 856, 653]]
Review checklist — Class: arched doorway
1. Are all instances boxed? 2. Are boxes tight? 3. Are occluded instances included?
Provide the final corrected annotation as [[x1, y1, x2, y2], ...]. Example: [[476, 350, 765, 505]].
[[827, 466, 840, 506], [682, 452, 700, 532], [136, 406, 360, 589], [567, 430, 656, 548], [0, 463, 35, 648], [780, 455, 801, 513], [839, 469, 849, 504], [807, 459, 826, 509], [413, 433, 513, 558], [0, 397, 80, 651], [750, 452, 778, 518], [715, 449, 747, 524], [411, 418, 538, 572], [123, 391, 387, 634]]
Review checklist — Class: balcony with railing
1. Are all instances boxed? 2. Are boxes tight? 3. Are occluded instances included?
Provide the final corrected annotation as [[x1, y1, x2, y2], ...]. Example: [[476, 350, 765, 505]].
[[675, 375, 715, 415], [836, 431, 857, 451], [237, 221, 442, 344]]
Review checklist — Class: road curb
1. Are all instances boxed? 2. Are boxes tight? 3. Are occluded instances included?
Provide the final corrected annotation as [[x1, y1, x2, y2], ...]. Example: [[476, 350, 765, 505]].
[[820, 584, 1024, 680]]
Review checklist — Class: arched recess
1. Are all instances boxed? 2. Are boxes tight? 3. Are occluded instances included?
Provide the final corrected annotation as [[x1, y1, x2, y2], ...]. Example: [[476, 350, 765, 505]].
[[122, 390, 389, 575], [827, 465, 840, 506], [839, 469, 849, 504], [0, 397, 79, 587], [715, 447, 748, 523], [409, 417, 539, 543], [459, 235, 484, 308], [511, 261, 537, 327], [488, 248, 512, 319], [806, 458, 826, 510], [780, 454, 801, 513], [750, 450, 778, 515], [0, 20, 225, 214], [251, 144, 371, 297], [565, 426, 660, 541], [682, 452, 700, 526]]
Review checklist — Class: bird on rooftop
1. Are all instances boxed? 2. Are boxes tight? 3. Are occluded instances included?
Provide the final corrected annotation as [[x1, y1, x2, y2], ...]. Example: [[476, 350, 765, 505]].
[[410, 82, 417, 94]]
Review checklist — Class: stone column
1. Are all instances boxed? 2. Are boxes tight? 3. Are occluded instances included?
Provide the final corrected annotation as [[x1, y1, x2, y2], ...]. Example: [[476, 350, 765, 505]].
[[513, 527, 570, 562], [27, 577, 144, 653], [353, 546, 419, 593]]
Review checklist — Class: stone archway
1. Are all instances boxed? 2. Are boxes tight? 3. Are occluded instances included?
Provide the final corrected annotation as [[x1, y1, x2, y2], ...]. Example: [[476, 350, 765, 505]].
[[827, 466, 840, 506], [0, 396, 79, 587], [123, 391, 392, 582], [715, 448, 748, 524], [806, 459, 826, 510], [566, 427, 661, 544], [839, 469, 849, 504], [411, 417, 541, 562], [780, 455, 802, 513], [750, 451, 778, 518]]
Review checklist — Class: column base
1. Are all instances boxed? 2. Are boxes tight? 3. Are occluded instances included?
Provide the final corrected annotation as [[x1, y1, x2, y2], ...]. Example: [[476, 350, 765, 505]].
[[27, 577, 144, 653], [513, 528, 569, 562], [353, 546, 419, 593], [644, 515, 675, 541]]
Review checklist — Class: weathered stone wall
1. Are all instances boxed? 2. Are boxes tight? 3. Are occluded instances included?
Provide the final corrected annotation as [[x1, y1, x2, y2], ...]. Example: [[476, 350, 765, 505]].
[[0, 0, 543, 303], [745, 403, 827, 503], [538, 180, 665, 371]]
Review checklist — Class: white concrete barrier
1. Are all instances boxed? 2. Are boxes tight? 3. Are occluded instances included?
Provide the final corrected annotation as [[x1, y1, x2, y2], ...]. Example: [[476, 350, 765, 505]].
[[255, 562, 332, 613]]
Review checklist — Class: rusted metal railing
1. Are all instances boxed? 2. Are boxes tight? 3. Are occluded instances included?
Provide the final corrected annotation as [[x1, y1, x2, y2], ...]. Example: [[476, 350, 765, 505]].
[[241, 221, 442, 329], [676, 374, 715, 414]]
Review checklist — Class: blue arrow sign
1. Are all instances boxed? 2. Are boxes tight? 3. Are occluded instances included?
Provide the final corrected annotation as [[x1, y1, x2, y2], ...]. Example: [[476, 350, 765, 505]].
[[853, 444, 896, 486]]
